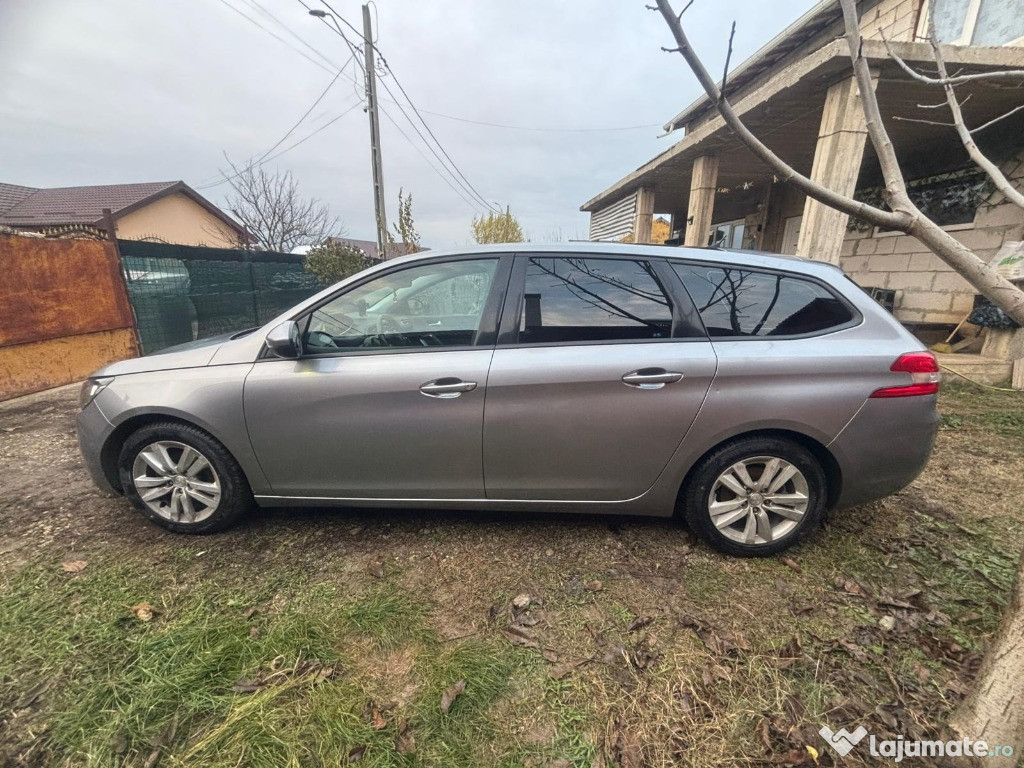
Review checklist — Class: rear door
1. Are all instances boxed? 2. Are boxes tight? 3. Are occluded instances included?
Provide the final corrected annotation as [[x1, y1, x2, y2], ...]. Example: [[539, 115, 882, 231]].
[[482, 254, 717, 501]]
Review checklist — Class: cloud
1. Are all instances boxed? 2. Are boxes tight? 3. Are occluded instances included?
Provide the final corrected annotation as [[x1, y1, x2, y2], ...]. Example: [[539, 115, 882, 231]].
[[0, 0, 818, 246]]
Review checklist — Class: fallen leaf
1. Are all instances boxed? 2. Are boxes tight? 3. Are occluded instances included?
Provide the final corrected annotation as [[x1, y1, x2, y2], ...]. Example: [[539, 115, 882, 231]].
[[781, 557, 801, 574], [440, 679, 466, 713], [232, 679, 264, 693], [61, 560, 88, 573], [15, 679, 52, 709], [609, 721, 643, 768], [542, 648, 559, 663], [366, 559, 384, 579], [584, 580, 603, 592], [243, 607, 257, 619], [371, 705, 387, 730], [502, 625, 539, 648], [347, 744, 367, 762], [132, 602, 155, 622], [395, 721, 416, 754], [627, 615, 654, 633]]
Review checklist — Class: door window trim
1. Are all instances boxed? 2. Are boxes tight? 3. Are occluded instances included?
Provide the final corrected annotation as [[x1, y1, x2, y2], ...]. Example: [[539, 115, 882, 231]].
[[495, 252, 707, 349], [260, 253, 514, 360], [668, 259, 864, 341]]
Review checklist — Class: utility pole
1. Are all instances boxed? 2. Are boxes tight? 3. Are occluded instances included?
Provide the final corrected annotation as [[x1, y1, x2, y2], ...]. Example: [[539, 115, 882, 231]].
[[362, 4, 388, 260]]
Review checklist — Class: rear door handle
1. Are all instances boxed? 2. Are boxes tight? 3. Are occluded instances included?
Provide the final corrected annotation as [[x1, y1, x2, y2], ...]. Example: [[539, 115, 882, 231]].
[[419, 377, 477, 398], [621, 368, 683, 390]]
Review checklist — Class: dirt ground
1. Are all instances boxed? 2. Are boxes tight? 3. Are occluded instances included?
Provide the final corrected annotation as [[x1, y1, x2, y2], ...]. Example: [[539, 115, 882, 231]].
[[0, 381, 1022, 767]]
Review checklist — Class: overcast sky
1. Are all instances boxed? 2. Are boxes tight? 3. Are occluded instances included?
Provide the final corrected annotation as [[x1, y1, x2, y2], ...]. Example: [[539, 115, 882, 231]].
[[0, 0, 817, 247]]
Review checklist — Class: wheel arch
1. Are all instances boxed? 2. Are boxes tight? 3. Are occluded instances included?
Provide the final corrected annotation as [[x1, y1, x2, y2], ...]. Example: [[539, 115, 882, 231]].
[[675, 428, 842, 513], [100, 412, 239, 494]]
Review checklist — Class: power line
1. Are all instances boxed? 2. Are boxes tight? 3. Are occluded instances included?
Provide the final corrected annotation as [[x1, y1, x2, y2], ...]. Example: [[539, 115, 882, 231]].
[[238, 0, 339, 72], [214, 0, 338, 77], [310, 1, 498, 212], [197, 67, 354, 189], [379, 104, 487, 215], [197, 98, 362, 190]]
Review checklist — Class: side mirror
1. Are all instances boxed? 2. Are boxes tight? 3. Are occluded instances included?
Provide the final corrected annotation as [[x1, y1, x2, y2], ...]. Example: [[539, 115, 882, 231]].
[[265, 320, 302, 359]]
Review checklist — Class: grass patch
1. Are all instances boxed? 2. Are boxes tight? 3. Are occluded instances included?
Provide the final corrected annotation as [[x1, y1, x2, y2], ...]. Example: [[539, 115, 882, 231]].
[[0, 559, 526, 767]]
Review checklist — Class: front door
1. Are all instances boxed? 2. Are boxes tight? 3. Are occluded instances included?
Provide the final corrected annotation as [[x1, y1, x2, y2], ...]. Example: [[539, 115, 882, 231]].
[[483, 255, 717, 501], [244, 256, 508, 499]]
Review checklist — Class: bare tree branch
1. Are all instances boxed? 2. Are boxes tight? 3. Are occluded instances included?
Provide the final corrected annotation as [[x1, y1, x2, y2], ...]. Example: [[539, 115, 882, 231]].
[[971, 103, 1024, 135], [720, 21, 736, 106], [924, 15, 1024, 210], [653, 0, 1024, 326], [220, 159, 342, 252], [652, 0, 907, 231], [880, 34, 1024, 85]]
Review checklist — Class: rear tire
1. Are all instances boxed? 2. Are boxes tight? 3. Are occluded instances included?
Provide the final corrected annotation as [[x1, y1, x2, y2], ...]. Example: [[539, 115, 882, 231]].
[[681, 436, 826, 557], [118, 422, 252, 534]]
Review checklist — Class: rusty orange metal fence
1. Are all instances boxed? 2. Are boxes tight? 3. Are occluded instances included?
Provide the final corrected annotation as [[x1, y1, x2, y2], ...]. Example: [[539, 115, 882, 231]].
[[0, 234, 139, 400]]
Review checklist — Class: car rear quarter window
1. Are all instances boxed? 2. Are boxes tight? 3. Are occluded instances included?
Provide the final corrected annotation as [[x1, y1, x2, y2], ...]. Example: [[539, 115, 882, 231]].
[[672, 263, 854, 337], [519, 257, 673, 343]]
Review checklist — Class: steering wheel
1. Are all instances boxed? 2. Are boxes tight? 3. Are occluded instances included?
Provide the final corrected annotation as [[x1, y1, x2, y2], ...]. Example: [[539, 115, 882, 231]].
[[374, 314, 409, 345]]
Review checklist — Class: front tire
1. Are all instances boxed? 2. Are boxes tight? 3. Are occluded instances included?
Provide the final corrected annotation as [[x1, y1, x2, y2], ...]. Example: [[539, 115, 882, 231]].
[[118, 422, 252, 534], [681, 436, 826, 557]]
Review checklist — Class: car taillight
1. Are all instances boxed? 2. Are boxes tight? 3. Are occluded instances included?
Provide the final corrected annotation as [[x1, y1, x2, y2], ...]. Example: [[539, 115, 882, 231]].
[[870, 352, 940, 398]]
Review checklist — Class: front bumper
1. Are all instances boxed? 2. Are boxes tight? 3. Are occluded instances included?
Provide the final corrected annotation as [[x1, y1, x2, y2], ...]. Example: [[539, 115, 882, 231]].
[[828, 396, 940, 508], [76, 400, 119, 496]]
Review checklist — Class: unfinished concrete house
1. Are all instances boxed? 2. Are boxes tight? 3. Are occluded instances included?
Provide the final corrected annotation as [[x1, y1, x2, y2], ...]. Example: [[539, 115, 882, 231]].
[[582, 0, 1024, 382]]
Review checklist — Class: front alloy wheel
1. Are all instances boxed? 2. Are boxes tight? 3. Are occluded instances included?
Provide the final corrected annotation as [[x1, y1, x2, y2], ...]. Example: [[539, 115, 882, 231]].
[[119, 422, 252, 534], [132, 440, 222, 523]]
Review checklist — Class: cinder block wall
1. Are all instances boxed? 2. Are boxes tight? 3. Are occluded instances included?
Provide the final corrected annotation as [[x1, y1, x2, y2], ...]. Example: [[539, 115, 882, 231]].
[[839, 153, 1024, 324]]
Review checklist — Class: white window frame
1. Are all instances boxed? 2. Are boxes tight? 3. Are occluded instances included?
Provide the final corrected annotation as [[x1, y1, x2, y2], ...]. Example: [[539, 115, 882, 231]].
[[917, 0, 1024, 46]]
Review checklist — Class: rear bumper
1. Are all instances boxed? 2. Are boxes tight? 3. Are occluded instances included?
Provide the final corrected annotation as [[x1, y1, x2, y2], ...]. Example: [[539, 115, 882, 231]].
[[828, 396, 939, 508], [76, 400, 119, 496]]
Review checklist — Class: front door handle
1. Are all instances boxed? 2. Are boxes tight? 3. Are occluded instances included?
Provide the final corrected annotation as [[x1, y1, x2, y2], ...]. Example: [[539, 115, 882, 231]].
[[621, 368, 684, 390], [419, 377, 477, 398]]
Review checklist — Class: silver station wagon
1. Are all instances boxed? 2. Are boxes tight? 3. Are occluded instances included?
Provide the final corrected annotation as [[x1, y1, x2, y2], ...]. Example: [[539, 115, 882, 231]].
[[77, 243, 940, 556]]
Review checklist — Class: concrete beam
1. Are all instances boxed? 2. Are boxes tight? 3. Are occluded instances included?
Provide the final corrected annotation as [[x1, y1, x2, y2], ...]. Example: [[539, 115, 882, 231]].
[[684, 154, 719, 247], [796, 74, 875, 264], [632, 187, 655, 243]]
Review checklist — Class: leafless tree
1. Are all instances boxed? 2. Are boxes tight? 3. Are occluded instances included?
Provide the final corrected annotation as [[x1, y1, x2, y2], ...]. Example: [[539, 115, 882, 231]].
[[219, 159, 341, 252], [650, 0, 1024, 326], [650, 1, 1024, 761]]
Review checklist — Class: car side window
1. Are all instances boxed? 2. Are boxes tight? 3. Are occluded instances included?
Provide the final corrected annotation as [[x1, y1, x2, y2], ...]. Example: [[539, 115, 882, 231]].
[[518, 257, 673, 344], [672, 263, 854, 337], [304, 259, 498, 353]]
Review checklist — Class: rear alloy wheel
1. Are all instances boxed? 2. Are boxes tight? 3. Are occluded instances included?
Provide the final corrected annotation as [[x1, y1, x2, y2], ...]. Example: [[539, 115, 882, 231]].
[[683, 437, 826, 556], [119, 422, 252, 534]]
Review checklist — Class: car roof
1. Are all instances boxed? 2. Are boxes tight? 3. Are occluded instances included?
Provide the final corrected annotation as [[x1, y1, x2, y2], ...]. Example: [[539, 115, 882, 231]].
[[384, 242, 844, 279]]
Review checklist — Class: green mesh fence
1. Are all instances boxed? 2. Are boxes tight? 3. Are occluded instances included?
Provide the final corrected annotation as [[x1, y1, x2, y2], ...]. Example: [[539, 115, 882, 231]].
[[118, 241, 320, 355]]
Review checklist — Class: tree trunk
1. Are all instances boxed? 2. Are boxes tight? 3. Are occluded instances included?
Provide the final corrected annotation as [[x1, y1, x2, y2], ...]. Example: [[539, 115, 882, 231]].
[[950, 556, 1024, 768]]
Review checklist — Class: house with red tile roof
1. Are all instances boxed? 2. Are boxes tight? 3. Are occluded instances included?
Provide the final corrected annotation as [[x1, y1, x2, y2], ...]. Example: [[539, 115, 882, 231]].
[[0, 180, 248, 247]]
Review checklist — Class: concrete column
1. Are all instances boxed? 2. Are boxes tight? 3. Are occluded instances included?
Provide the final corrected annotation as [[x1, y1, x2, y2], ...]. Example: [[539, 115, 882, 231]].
[[684, 154, 719, 247], [796, 74, 875, 264], [632, 186, 655, 243]]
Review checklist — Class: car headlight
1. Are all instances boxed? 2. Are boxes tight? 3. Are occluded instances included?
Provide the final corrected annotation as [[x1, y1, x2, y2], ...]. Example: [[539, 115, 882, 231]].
[[80, 377, 114, 409]]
